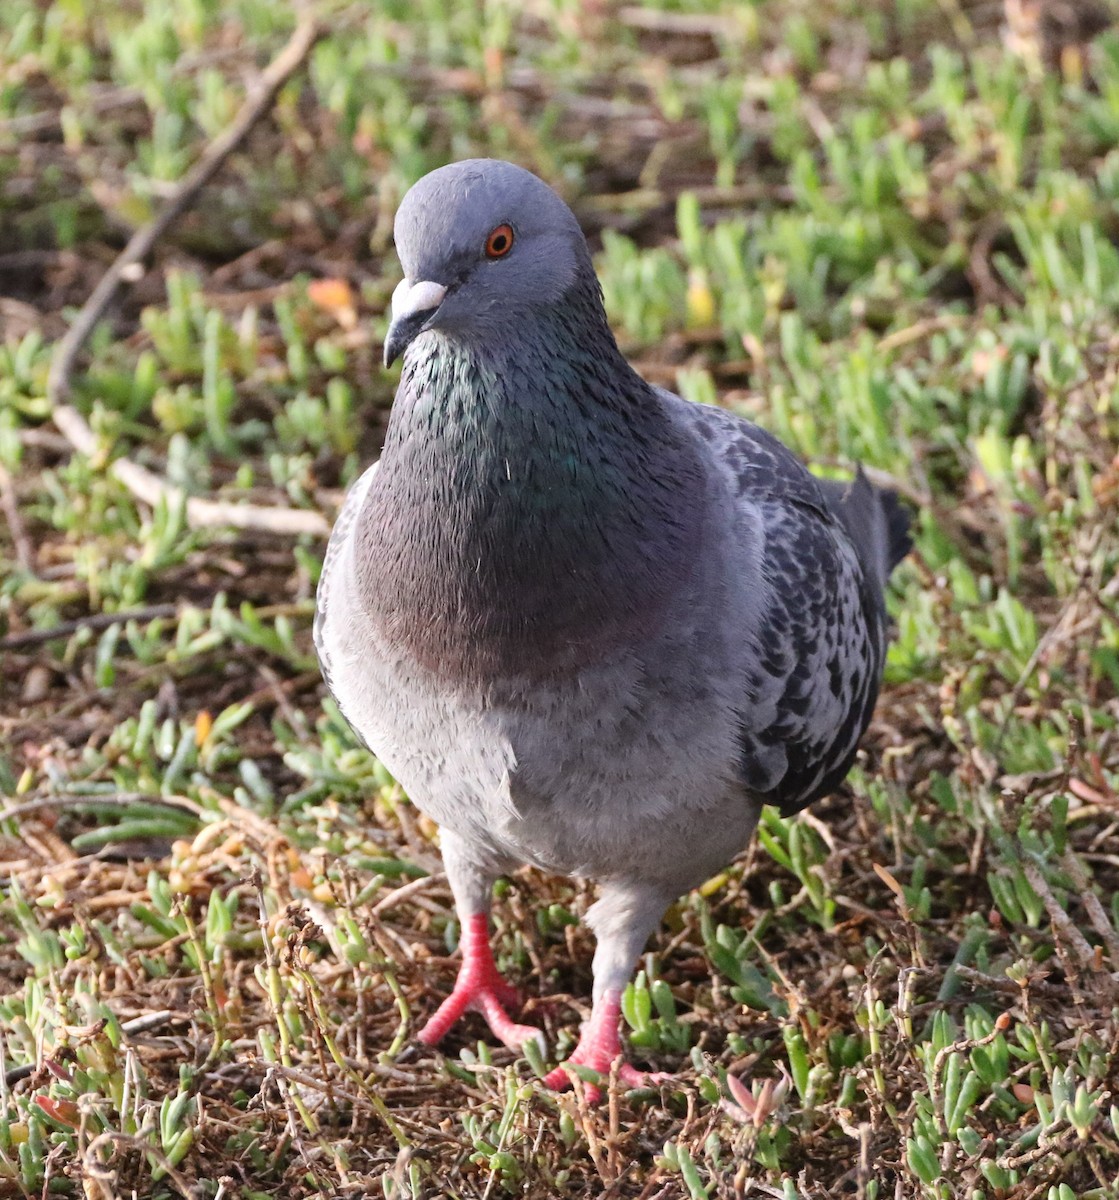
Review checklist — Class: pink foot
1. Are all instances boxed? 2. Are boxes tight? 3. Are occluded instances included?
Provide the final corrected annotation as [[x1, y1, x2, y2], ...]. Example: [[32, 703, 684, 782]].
[[417, 913, 543, 1053], [543, 989, 672, 1102]]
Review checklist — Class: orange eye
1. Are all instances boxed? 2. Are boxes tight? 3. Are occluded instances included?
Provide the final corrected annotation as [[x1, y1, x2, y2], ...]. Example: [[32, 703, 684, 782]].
[[484, 223, 514, 259]]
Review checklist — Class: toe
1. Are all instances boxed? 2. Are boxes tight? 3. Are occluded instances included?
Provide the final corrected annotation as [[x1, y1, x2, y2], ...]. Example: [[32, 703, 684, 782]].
[[542, 1063, 576, 1091], [418, 984, 543, 1054], [543, 1057, 671, 1098], [480, 1001, 546, 1054], [542, 1063, 601, 1103], [416, 997, 465, 1046], [617, 1064, 672, 1090]]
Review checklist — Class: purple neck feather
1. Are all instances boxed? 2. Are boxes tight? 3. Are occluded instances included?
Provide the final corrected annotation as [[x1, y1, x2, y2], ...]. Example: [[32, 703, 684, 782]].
[[354, 295, 704, 685]]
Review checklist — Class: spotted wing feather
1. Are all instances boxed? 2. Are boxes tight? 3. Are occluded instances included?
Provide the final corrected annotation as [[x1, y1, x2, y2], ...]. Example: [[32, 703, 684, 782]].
[[673, 400, 894, 816]]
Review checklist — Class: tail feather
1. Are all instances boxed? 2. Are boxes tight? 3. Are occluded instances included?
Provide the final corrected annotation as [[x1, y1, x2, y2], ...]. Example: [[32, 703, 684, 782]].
[[878, 483, 913, 572], [816, 469, 912, 590]]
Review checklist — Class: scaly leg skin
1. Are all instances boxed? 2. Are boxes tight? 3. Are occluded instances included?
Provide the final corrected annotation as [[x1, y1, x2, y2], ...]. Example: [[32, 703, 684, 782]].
[[416, 912, 543, 1051], [417, 831, 543, 1053], [542, 987, 672, 1101], [544, 880, 676, 1102]]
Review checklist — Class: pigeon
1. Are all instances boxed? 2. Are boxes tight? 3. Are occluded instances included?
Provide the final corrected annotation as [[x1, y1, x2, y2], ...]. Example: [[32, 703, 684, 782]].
[[314, 158, 911, 1094]]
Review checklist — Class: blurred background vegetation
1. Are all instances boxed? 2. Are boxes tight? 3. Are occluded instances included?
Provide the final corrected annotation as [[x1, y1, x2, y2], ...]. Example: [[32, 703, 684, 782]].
[[1, 0, 1119, 1196]]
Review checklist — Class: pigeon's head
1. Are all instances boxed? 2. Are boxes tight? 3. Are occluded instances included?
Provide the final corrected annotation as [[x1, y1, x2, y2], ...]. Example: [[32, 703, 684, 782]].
[[383, 159, 597, 367]]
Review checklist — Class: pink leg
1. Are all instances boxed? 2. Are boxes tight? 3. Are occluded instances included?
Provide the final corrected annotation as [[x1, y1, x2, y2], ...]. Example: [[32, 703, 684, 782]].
[[543, 989, 672, 1102], [417, 913, 543, 1052]]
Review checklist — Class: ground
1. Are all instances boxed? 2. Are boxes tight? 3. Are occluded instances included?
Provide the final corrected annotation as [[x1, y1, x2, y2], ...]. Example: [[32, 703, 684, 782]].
[[2, 1, 1119, 1197]]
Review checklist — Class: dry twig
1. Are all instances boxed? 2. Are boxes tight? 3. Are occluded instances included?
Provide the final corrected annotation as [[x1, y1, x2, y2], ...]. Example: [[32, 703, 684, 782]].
[[0, 792, 204, 823], [0, 601, 181, 650], [46, 15, 328, 538], [1021, 859, 1098, 969], [0, 462, 35, 574]]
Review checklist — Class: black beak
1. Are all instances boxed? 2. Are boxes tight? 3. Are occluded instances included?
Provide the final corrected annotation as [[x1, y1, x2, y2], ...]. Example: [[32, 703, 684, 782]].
[[384, 307, 439, 368], [383, 279, 448, 368]]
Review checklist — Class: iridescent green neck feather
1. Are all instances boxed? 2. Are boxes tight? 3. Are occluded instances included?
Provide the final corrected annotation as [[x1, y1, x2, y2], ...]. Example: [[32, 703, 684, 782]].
[[355, 292, 705, 684]]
